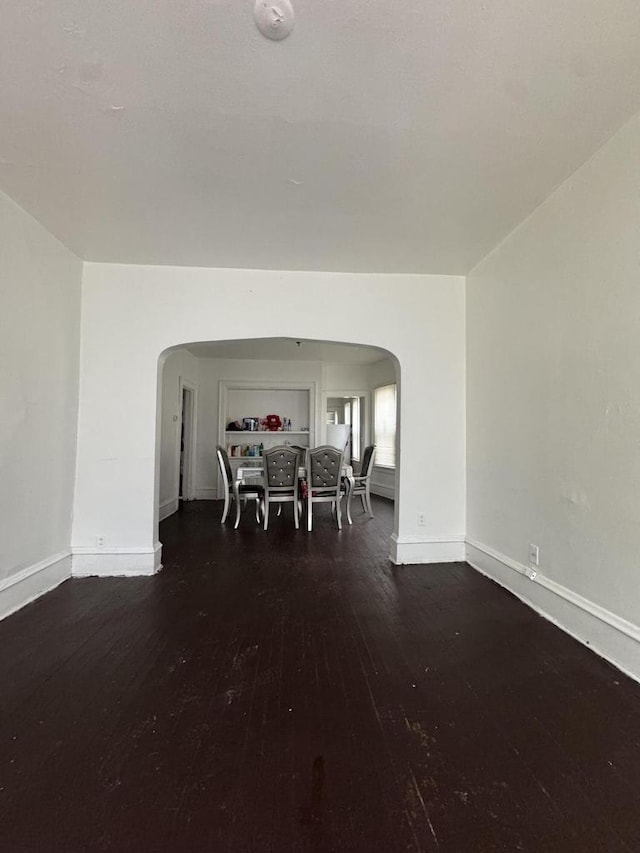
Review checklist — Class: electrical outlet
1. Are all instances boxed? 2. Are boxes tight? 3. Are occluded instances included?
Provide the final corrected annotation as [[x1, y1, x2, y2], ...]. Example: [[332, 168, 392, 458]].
[[96, 535, 105, 548], [528, 543, 539, 566], [417, 513, 426, 527]]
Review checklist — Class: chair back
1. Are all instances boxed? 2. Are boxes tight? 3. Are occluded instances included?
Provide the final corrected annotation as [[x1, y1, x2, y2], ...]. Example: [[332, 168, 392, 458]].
[[360, 444, 376, 478], [307, 445, 343, 489], [264, 446, 298, 489], [291, 445, 307, 473], [216, 445, 232, 490]]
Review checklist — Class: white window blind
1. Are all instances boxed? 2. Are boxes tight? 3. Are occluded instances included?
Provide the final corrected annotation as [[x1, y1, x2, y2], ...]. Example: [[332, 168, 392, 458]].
[[374, 384, 396, 468]]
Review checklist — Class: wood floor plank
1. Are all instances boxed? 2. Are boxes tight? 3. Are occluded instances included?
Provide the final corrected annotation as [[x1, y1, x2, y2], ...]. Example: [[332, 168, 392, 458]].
[[1, 497, 640, 851]]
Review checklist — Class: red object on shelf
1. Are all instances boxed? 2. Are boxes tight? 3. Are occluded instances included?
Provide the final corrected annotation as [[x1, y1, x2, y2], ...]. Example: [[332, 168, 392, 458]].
[[264, 414, 282, 431]]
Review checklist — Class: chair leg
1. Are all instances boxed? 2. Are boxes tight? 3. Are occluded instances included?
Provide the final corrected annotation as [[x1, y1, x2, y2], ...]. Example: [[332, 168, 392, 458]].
[[336, 494, 342, 531], [360, 493, 367, 514], [263, 496, 270, 531], [221, 489, 230, 524], [234, 497, 242, 529], [346, 489, 353, 525], [365, 486, 374, 518], [307, 494, 313, 532], [255, 498, 261, 523], [293, 493, 299, 530]]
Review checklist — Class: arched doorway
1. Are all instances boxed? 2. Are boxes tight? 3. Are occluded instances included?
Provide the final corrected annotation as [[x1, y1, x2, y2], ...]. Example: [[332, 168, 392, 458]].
[[155, 337, 400, 552]]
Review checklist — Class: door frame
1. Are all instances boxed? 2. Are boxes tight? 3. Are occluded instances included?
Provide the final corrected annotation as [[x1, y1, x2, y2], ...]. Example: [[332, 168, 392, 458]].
[[177, 378, 198, 501], [321, 390, 370, 457]]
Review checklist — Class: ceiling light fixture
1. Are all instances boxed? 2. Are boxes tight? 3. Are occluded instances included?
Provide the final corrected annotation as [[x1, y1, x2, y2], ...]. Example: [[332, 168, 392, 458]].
[[254, 1, 295, 41]]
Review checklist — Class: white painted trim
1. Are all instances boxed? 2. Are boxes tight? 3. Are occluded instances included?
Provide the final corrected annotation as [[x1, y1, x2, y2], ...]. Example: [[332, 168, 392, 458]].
[[466, 539, 640, 684], [72, 542, 162, 577], [159, 497, 179, 521], [370, 482, 395, 500], [177, 378, 198, 501], [0, 550, 71, 621], [194, 488, 218, 500], [390, 533, 465, 565]]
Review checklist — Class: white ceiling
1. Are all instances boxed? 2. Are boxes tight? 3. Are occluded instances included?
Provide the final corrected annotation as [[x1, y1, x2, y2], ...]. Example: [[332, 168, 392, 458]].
[[185, 338, 389, 364], [2, 1, 640, 274]]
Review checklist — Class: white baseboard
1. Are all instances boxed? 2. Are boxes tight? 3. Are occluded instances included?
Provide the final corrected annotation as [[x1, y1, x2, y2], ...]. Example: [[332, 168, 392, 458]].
[[194, 488, 218, 500], [370, 483, 395, 500], [0, 550, 71, 621], [72, 542, 162, 577], [466, 539, 640, 684], [159, 498, 179, 521], [390, 534, 465, 565]]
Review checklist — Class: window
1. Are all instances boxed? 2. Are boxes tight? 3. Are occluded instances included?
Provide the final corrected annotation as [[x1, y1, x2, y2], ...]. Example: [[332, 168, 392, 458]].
[[374, 384, 397, 468]]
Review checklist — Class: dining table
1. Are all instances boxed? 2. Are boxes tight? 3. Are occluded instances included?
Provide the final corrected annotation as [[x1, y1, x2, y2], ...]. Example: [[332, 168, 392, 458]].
[[235, 462, 355, 524], [235, 462, 353, 481]]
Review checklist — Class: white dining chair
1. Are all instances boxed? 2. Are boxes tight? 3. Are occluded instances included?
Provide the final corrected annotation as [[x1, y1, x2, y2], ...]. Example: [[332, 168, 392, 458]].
[[306, 445, 345, 531], [346, 444, 376, 523], [262, 445, 300, 530], [216, 445, 263, 528]]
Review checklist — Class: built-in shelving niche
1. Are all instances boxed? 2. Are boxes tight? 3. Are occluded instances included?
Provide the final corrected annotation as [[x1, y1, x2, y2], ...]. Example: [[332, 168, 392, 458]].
[[217, 381, 317, 487]]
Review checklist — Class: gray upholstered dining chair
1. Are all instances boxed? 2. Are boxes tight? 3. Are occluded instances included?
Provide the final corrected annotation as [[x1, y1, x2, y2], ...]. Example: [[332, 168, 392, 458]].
[[263, 445, 300, 530], [216, 445, 263, 529], [346, 444, 376, 523], [306, 445, 345, 531]]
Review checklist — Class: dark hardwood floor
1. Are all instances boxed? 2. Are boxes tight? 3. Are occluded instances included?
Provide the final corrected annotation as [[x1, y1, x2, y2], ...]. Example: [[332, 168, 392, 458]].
[[2, 498, 640, 851]]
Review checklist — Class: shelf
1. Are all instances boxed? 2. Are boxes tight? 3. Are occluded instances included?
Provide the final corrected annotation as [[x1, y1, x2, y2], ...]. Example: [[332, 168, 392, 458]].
[[224, 430, 309, 435]]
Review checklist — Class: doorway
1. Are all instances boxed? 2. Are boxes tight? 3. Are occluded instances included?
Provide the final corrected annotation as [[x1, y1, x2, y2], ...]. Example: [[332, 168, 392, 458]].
[[179, 383, 196, 502], [325, 394, 367, 465]]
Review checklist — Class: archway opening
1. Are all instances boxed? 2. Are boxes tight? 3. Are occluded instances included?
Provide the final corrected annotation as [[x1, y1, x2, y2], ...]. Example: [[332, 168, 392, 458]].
[[155, 337, 400, 551]]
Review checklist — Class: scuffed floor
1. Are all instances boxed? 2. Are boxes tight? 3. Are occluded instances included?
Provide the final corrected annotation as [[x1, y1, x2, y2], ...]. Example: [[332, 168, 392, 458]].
[[1, 498, 640, 851]]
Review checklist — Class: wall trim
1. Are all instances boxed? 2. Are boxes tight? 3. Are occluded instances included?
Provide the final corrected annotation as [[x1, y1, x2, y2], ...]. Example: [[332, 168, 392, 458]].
[[176, 377, 198, 501], [466, 538, 640, 684], [390, 533, 465, 565], [194, 488, 218, 500], [72, 542, 162, 577], [159, 498, 179, 521], [0, 550, 71, 622], [370, 483, 395, 500]]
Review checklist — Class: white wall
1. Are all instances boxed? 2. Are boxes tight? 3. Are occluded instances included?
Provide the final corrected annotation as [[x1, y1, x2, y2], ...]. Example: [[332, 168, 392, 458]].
[[158, 348, 199, 519], [467, 111, 640, 680], [322, 361, 370, 392], [0, 190, 82, 617], [72, 270, 466, 573]]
